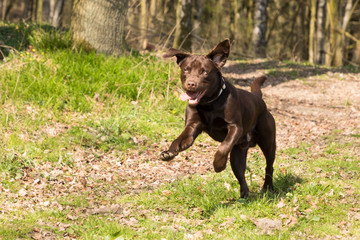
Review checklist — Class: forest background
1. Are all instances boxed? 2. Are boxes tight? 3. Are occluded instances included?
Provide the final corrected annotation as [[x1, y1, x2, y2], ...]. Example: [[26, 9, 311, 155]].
[[1, 0, 360, 66]]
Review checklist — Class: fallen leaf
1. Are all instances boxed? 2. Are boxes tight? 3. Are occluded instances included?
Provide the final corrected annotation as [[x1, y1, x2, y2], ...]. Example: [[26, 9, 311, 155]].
[[30, 228, 42, 240], [184, 233, 194, 239], [220, 217, 236, 227], [224, 182, 231, 191], [202, 229, 214, 235], [346, 189, 354, 195], [251, 218, 281, 234], [276, 199, 285, 208], [66, 213, 78, 220], [162, 190, 172, 196], [88, 205, 122, 215], [193, 231, 204, 239], [285, 216, 298, 226], [349, 212, 360, 221], [122, 217, 138, 226], [304, 208, 312, 213], [33, 179, 41, 185], [18, 188, 27, 197], [80, 177, 87, 188], [327, 189, 334, 196], [239, 214, 247, 220], [30, 232, 42, 240]]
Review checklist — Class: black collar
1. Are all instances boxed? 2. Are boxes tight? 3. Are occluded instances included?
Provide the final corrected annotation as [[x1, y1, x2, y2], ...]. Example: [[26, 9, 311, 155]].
[[202, 77, 227, 104]]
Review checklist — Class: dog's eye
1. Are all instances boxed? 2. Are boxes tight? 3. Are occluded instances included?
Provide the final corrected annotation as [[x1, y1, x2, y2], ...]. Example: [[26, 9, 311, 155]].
[[184, 67, 189, 73], [201, 69, 208, 75]]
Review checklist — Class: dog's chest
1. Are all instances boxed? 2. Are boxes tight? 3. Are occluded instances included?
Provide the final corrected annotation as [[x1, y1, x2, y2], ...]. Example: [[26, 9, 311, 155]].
[[198, 110, 228, 141]]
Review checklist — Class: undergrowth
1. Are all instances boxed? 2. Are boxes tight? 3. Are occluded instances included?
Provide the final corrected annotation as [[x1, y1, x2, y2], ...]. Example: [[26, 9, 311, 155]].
[[0, 22, 184, 179]]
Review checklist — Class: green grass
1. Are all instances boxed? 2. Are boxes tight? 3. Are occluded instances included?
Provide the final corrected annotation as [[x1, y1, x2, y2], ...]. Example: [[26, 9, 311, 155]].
[[0, 22, 185, 193], [0, 22, 360, 239]]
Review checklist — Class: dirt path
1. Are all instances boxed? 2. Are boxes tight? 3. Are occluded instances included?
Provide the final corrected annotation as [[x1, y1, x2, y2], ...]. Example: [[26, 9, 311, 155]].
[[224, 60, 360, 149]]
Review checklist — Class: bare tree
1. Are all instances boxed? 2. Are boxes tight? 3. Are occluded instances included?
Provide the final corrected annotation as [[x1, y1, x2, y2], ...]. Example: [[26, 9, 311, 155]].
[[309, 0, 316, 64], [252, 0, 267, 57], [230, 0, 240, 44], [49, 0, 65, 27], [140, 0, 148, 45], [352, 32, 360, 64], [324, 0, 358, 66], [71, 0, 129, 55], [192, 0, 202, 51], [315, 0, 327, 64], [325, 0, 342, 66], [1, 0, 7, 20], [173, 0, 192, 51]]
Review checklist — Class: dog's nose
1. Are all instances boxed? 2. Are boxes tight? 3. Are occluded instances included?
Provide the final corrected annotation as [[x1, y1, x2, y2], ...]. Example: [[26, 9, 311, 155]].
[[186, 81, 196, 89]]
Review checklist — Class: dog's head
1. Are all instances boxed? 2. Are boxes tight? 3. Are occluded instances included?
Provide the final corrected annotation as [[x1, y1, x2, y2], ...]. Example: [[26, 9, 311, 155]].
[[164, 39, 230, 106]]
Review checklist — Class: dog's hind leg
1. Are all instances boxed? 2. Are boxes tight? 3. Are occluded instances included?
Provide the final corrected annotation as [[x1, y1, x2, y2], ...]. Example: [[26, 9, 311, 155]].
[[256, 111, 276, 192], [230, 145, 249, 198]]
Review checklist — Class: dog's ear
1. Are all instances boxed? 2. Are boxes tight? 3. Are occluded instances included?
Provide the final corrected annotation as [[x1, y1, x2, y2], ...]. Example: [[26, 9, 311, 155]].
[[163, 48, 191, 65], [206, 39, 230, 68]]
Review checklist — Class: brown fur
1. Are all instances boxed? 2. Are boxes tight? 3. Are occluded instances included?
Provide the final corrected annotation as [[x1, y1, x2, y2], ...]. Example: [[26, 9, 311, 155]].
[[161, 39, 276, 198]]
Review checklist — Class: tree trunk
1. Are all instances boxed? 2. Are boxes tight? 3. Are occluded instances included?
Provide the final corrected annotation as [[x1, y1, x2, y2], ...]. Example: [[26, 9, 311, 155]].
[[2, 0, 14, 21], [173, 0, 192, 51], [173, 0, 182, 49], [309, 0, 316, 64], [140, 0, 148, 44], [326, 0, 343, 66], [37, 0, 44, 23], [71, 0, 129, 55], [230, 0, 239, 43], [316, 0, 326, 64], [352, 32, 360, 64], [298, 0, 308, 60], [61, 0, 73, 28], [192, 0, 202, 51], [1, 0, 7, 21], [49, 0, 64, 28], [252, 0, 267, 57], [215, 0, 224, 41], [342, 0, 353, 30], [24, 0, 34, 20], [342, 0, 354, 62], [149, 0, 157, 28], [349, 2, 360, 64]]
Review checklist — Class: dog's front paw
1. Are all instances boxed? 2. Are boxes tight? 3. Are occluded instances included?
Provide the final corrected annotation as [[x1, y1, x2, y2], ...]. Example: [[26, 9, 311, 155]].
[[160, 151, 177, 161], [213, 151, 228, 172]]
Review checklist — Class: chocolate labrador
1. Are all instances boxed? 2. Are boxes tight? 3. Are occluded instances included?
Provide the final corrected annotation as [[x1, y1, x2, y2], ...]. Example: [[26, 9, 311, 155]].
[[160, 39, 276, 198]]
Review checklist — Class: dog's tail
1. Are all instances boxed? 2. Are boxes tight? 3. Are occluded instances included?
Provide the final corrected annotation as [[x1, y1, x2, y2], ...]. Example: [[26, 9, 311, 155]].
[[251, 76, 266, 98]]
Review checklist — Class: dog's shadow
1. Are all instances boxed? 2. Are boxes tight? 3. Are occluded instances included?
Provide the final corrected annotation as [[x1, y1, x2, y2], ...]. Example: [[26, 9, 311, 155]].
[[271, 172, 303, 197], [247, 171, 302, 201], [201, 172, 302, 217]]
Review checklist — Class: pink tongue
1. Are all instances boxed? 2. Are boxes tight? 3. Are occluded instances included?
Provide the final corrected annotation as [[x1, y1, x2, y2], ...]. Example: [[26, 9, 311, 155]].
[[180, 92, 198, 101], [180, 92, 191, 101]]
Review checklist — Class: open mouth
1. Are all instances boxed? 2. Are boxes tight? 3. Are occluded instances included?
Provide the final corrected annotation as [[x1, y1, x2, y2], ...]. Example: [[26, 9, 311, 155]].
[[180, 90, 207, 106]]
